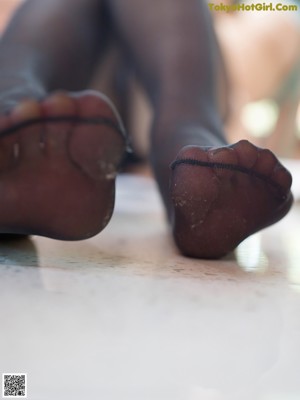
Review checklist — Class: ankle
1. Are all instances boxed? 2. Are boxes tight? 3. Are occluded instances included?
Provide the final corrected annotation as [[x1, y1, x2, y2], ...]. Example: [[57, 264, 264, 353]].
[[151, 120, 227, 163]]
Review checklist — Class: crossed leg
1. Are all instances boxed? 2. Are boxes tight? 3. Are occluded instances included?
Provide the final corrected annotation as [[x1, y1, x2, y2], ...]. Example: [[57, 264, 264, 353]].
[[0, 0, 293, 257]]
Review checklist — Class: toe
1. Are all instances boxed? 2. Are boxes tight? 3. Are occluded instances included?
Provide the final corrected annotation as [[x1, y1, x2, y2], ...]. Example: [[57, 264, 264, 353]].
[[71, 90, 123, 124], [10, 99, 43, 160], [253, 148, 278, 177], [172, 145, 210, 166], [207, 146, 238, 179], [41, 91, 77, 156], [69, 91, 125, 180], [171, 145, 218, 205], [271, 164, 293, 196], [231, 140, 258, 169]]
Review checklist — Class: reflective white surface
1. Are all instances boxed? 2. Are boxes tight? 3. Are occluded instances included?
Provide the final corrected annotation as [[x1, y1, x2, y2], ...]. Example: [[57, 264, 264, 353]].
[[0, 174, 300, 400]]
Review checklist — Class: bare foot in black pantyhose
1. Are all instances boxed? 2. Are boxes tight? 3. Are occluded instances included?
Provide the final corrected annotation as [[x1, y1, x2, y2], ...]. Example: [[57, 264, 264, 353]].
[[0, 90, 127, 240], [170, 140, 293, 259]]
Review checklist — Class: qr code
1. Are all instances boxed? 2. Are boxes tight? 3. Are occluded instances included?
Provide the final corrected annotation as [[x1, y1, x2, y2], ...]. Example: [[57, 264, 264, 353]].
[[2, 374, 27, 398]]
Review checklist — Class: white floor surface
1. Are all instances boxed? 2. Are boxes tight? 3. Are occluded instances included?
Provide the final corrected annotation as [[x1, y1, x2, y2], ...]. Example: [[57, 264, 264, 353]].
[[0, 173, 300, 400]]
